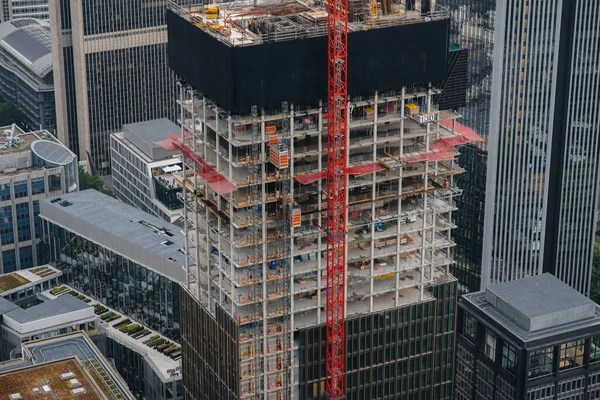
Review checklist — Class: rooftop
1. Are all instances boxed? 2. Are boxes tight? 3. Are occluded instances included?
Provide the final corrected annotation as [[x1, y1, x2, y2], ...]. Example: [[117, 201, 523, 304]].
[[0, 125, 71, 177], [463, 274, 600, 345], [173, 0, 448, 47], [122, 118, 180, 161], [0, 265, 62, 297], [0, 18, 52, 78], [0, 359, 105, 400], [40, 190, 186, 283], [40, 285, 182, 383], [31, 140, 77, 166], [4, 295, 91, 324], [0, 296, 20, 315], [21, 332, 134, 399]]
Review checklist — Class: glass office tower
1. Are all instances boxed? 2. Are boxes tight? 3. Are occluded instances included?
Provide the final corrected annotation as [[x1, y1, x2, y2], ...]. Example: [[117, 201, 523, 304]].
[[482, 0, 600, 295], [439, 0, 496, 294]]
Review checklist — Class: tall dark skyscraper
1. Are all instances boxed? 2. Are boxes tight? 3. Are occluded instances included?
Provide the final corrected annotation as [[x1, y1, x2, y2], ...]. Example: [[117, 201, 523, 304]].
[[439, 0, 496, 294], [49, 0, 178, 175], [482, 0, 600, 295]]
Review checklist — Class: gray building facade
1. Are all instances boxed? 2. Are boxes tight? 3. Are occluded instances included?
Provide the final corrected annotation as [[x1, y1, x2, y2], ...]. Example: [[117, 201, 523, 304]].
[[0, 125, 77, 273], [110, 118, 183, 225], [456, 273, 600, 400], [39, 189, 186, 340], [482, 0, 600, 295], [49, 0, 179, 175], [0, 18, 55, 131], [0, 0, 49, 22]]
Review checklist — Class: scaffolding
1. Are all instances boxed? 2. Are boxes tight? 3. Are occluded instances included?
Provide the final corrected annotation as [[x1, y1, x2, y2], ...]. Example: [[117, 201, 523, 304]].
[[169, 0, 449, 47], [168, 81, 472, 399]]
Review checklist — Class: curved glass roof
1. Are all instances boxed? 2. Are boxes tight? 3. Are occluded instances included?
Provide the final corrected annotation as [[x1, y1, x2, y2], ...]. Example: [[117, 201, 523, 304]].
[[0, 18, 52, 78]]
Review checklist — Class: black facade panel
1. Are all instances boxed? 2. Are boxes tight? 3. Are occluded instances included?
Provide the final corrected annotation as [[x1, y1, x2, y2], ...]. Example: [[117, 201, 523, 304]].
[[436, 48, 468, 110], [180, 286, 239, 400], [168, 9, 449, 113]]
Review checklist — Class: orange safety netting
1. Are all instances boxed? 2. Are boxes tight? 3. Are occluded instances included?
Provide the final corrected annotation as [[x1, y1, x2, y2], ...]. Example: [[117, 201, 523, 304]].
[[167, 131, 194, 141], [157, 139, 237, 195], [401, 151, 456, 163], [440, 120, 485, 142], [347, 162, 384, 177], [401, 120, 485, 163], [156, 139, 177, 151], [295, 171, 326, 184]]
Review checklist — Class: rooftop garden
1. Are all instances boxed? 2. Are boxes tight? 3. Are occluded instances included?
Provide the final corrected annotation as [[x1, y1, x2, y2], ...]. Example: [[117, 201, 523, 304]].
[[0, 273, 29, 293], [50, 285, 69, 295], [85, 360, 126, 400], [0, 359, 103, 400], [29, 266, 57, 278]]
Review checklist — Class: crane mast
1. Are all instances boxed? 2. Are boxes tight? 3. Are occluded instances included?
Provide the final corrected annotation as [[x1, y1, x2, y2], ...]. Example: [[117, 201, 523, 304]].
[[325, 0, 349, 396]]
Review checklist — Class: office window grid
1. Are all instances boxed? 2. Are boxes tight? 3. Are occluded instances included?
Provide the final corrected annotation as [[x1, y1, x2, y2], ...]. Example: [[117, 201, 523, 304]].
[[483, 0, 562, 286], [553, 0, 600, 296], [46, 223, 180, 339], [527, 383, 555, 400]]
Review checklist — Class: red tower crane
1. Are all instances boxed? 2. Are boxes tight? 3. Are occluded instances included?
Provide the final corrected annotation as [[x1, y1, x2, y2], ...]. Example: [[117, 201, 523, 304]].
[[325, 0, 349, 395]]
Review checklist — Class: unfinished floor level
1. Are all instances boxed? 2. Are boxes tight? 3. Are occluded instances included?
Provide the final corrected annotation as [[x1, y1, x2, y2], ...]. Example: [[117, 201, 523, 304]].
[[165, 83, 478, 399]]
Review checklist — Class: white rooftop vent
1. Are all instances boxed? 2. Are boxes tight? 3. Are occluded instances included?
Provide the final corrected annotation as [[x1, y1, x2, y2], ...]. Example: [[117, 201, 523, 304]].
[[71, 387, 86, 394], [9, 393, 22, 399], [68, 378, 81, 387], [60, 371, 75, 379], [32, 388, 40, 393], [42, 385, 51, 393]]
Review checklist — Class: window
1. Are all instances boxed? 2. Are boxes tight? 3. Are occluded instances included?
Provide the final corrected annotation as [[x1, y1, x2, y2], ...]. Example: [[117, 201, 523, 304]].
[[559, 340, 584, 371], [461, 311, 477, 343], [484, 330, 496, 361], [590, 336, 600, 364], [502, 341, 518, 376], [528, 347, 554, 379]]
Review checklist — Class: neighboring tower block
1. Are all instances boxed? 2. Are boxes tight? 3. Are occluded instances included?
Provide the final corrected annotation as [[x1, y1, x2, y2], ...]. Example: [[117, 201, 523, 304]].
[[456, 273, 600, 399]]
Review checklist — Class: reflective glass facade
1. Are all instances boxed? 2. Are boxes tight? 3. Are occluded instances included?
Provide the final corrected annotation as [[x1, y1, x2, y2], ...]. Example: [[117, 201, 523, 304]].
[[43, 221, 180, 340], [97, 335, 183, 400], [438, 0, 495, 294], [482, 0, 600, 295], [180, 281, 457, 400], [298, 281, 457, 400]]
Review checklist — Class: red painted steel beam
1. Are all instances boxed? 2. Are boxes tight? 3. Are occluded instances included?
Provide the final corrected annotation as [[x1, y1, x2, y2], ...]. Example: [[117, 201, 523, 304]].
[[325, 0, 349, 395]]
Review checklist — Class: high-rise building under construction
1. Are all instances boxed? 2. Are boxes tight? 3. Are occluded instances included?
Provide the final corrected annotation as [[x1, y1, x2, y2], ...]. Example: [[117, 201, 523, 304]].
[[164, 1, 472, 398]]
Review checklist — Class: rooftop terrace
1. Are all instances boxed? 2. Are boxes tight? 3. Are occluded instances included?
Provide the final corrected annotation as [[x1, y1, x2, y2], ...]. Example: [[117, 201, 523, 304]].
[[40, 286, 182, 383], [0, 359, 104, 400], [21, 333, 134, 399], [173, 0, 447, 47], [0, 265, 62, 297]]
